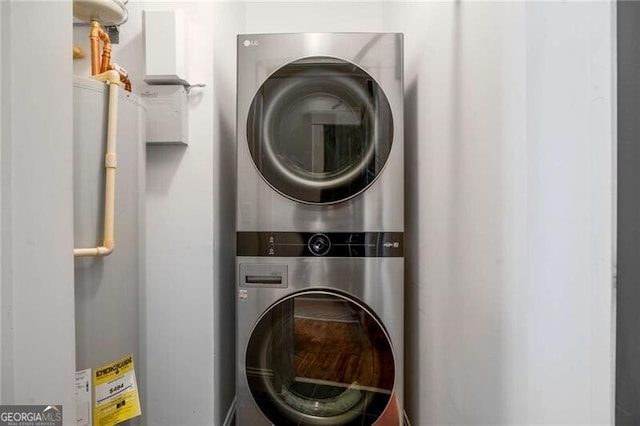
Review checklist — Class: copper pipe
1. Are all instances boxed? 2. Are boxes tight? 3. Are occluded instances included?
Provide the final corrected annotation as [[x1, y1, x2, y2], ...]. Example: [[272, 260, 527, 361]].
[[89, 21, 102, 75], [89, 20, 112, 75], [98, 30, 111, 73], [89, 21, 112, 73], [100, 41, 112, 74], [88, 20, 132, 92]]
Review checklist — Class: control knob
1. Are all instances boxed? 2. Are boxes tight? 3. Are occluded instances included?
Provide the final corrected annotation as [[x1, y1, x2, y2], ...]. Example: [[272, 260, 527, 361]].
[[308, 233, 331, 256]]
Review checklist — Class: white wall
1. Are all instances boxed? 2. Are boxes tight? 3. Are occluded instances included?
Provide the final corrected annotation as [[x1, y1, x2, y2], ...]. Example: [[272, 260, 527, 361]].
[[142, 3, 216, 423], [385, 3, 530, 422], [386, 2, 614, 424], [1, 1, 77, 422], [383, 2, 614, 424]]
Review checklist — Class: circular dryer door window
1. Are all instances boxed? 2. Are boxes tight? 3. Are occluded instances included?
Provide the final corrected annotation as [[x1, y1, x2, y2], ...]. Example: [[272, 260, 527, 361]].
[[245, 291, 396, 426], [247, 57, 394, 204]]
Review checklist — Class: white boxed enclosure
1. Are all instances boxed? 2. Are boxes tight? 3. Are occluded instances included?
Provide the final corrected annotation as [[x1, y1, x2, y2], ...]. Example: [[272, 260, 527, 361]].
[[143, 9, 189, 85], [141, 85, 188, 145]]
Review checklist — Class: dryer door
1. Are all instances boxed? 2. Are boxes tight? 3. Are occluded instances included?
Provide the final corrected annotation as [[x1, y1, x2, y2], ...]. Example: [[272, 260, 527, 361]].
[[246, 57, 394, 204], [245, 290, 396, 426]]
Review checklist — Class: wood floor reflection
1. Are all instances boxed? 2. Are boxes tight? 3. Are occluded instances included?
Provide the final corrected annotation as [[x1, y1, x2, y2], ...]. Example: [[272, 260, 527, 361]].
[[291, 301, 394, 393]]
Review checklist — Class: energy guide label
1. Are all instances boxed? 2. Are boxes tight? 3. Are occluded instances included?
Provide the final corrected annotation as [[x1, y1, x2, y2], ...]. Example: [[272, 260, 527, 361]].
[[93, 354, 141, 426]]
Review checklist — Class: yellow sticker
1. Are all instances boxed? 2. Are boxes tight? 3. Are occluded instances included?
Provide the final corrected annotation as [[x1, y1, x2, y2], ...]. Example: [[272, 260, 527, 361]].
[[93, 354, 141, 426]]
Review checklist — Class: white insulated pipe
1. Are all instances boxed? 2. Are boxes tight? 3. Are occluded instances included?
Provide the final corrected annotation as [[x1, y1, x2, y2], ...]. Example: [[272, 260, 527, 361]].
[[74, 70, 121, 257]]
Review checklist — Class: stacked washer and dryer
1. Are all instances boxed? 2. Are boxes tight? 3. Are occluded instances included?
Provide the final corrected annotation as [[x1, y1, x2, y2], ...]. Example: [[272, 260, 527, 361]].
[[236, 33, 404, 426]]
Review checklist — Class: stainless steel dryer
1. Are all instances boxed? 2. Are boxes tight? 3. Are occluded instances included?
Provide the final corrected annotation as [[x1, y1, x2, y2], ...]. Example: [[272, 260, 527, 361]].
[[236, 32, 404, 232], [236, 33, 404, 426]]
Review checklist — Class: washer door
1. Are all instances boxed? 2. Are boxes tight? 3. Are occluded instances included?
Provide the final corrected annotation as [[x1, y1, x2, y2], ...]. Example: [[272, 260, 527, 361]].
[[245, 291, 396, 426], [246, 57, 394, 204]]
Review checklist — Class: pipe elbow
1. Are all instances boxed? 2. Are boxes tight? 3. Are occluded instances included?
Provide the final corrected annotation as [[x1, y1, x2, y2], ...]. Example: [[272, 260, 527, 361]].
[[104, 239, 115, 250], [97, 245, 113, 256], [91, 70, 121, 85]]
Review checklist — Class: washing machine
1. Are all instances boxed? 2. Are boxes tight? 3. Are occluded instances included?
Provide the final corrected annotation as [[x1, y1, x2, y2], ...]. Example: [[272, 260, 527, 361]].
[[236, 33, 404, 426]]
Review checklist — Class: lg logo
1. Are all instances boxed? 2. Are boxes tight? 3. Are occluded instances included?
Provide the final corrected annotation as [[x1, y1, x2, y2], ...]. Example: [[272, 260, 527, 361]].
[[243, 39, 259, 47]]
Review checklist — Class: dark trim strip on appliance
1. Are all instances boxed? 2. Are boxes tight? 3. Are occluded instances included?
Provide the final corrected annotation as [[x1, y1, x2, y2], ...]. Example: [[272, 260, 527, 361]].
[[237, 232, 403, 258]]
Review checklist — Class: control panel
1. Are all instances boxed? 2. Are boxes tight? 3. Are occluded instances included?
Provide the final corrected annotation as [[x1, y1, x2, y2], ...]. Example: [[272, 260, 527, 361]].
[[237, 232, 403, 257]]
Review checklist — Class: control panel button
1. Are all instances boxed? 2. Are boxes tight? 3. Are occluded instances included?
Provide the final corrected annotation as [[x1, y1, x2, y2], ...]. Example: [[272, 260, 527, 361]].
[[308, 233, 331, 256]]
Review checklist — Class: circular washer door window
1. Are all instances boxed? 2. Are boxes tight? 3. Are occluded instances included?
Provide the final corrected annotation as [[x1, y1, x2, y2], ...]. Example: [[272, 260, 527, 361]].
[[246, 57, 394, 204], [245, 291, 396, 426]]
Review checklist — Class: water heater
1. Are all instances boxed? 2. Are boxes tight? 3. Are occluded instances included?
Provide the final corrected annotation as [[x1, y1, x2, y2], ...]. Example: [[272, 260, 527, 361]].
[[73, 76, 145, 425]]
